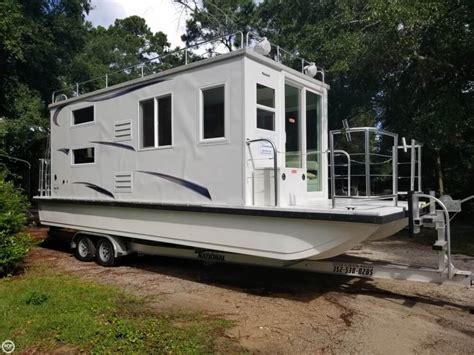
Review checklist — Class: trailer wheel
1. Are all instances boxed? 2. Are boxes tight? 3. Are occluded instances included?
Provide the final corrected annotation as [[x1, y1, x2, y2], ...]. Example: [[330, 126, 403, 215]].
[[75, 236, 96, 262], [96, 238, 116, 267]]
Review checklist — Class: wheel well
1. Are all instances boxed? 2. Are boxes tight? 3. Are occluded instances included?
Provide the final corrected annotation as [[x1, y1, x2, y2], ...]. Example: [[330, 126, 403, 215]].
[[71, 232, 130, 257]]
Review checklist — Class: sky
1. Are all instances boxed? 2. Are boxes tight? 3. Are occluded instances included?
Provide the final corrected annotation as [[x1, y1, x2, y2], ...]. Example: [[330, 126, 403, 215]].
[[86, 0, 190, 48]]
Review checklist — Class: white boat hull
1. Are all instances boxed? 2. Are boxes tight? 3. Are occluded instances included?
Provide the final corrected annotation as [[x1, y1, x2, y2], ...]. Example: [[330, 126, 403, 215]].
[[37, 199, 407, 261]]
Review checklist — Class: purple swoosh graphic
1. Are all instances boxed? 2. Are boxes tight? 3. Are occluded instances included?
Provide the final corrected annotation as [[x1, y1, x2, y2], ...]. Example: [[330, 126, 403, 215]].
[[137, 171, 212, 200]]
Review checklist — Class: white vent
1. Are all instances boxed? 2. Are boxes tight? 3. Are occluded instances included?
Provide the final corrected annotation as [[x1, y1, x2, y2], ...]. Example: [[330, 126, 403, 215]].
[[114, 172, 133, 193], [114, 120, 132, 141]]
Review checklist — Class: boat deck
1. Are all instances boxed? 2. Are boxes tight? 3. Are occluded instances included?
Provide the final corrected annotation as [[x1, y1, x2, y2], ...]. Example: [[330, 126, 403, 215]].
[[36, 196, 408, 224], [297, 198, 406, 216]]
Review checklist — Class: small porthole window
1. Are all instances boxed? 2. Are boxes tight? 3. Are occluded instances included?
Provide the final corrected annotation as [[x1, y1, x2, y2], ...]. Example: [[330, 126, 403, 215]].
[[73, 106, 94, 125]]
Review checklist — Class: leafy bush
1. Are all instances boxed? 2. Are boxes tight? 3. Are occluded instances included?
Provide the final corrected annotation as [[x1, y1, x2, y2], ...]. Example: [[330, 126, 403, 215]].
[[0, 172, 33, 276], [23, 291, 49, 306]]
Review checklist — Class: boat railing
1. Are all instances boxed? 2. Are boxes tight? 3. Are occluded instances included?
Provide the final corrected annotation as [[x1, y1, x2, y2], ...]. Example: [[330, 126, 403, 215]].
[[397, 138, 422, 194], [329, 127, 399, 208], [51, 31, 325, 103], [326, 149, 351, 197], [38, 158, 51, 197], [245, 32, 325, 82], [246, 138, 278, 207]]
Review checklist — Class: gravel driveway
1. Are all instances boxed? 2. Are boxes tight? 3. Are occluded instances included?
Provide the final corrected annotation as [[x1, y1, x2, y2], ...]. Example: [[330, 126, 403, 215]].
[[28, 227, 474, 354]]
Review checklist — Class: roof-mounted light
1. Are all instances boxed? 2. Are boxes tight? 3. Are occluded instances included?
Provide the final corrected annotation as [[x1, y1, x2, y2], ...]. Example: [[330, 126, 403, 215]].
[[303, 63, 318, 77], [253, 37, 271, 56]]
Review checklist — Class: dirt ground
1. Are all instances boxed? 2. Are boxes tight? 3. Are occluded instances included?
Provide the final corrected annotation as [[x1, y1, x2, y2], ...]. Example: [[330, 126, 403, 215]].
[[28, 227, 474, 354]]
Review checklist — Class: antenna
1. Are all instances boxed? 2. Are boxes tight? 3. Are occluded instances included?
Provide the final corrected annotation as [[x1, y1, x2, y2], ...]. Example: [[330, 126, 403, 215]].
[[402, 137, 407, 152], [342, 119, 352, 142]]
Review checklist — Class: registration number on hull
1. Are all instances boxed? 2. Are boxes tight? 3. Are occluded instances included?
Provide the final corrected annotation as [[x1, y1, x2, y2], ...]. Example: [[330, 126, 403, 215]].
[[333, 263, 374, 276]]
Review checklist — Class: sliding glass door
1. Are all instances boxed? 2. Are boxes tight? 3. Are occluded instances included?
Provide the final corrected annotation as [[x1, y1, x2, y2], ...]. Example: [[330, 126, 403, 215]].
[[306, 91, 321, 192], [284, 83, 322, 192], [285, 84, 301, 168]]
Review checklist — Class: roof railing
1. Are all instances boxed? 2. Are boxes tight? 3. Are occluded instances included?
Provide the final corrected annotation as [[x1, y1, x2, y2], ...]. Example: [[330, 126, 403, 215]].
[[246, 32, 325, 82], [52, 31, 325, 103]]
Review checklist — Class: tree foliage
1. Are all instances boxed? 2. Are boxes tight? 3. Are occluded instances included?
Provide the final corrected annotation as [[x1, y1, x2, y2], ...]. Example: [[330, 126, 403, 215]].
[[0, 0, 91, 185], [0, 170, 33, 276], [180, 0, 474, 196], [0, 0, 472, 198], [0, 1, 171, 193], [67, 16, 171, 92], [0, 0, 90, 114], [178, 0, 256, 51]]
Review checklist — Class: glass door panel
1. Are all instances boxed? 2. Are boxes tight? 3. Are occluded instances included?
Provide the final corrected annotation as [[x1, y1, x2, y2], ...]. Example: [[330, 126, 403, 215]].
[[306, 91, 321, 191], [285, 84, 301, 167]]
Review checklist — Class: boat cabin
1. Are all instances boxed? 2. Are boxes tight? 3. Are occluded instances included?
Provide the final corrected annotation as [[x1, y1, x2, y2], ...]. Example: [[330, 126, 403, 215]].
[[46, 42, 329, 208]]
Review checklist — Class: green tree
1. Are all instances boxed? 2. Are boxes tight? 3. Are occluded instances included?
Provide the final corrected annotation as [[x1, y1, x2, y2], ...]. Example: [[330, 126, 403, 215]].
[[0, 169, 33, 276], [258, 0, 473, 196], [0, 0, 91, 193], [0, 0, 91, 112], [67, 16, 171, 92], [0, 3, 173, 195], [181, 0, 473, 196], [177, 0, 256, 51]]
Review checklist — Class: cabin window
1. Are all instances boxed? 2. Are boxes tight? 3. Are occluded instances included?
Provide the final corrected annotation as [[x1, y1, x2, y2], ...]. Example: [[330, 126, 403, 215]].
[[257, 109, 275, 131], [256, 84, 275, 131], [158, 95, 172, 146], [285, 84, 301, 168], [72, 147, 95, 165], [72, 106, 94, 125], [140, 99, 155, 148], [306, 91, 322, 192], [202, 86, 225, 140], [139, 95, 173, 149]]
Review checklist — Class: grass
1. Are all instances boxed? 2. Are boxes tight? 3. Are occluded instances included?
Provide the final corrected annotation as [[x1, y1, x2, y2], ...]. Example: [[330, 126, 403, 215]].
[[0, 265, 237, 354]]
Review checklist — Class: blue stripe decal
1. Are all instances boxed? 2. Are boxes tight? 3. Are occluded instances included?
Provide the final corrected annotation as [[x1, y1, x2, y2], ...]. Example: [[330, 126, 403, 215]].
[[137, 171, 212, 200], [53, 77, 169, 126], [90, 141, 135, 151], [73, 182, 115, 199], [57, 148, 70, 155]]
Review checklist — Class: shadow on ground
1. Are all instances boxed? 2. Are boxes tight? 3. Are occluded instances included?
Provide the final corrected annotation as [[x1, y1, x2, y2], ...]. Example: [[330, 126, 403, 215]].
[[36, 227, 473, 314]]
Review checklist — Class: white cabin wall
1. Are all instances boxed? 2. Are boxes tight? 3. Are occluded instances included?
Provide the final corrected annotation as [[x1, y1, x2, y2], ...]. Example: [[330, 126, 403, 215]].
[[243, 57, 329, 206], [243, 57, 283, 205], [50, 57, 244, 205]]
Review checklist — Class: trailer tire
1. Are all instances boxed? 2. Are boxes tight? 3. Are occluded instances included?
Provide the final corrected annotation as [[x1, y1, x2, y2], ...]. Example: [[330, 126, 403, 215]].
[[96, 238, 117, 267], [75, 236, 96, 262]]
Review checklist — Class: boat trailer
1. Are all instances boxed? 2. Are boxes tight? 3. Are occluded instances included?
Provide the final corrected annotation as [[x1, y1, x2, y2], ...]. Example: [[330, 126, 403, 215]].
[[70, 191, 472, 287]]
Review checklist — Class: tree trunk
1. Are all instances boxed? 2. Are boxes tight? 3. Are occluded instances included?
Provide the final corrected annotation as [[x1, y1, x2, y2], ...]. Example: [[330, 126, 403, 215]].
[[435, 150, 444, 195]]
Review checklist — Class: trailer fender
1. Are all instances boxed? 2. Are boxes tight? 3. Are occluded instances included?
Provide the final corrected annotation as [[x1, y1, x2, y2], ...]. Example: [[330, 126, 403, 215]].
[[71, 232, 130, 257]]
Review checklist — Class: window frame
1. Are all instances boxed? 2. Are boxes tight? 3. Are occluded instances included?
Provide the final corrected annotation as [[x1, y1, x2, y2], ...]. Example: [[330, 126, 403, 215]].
[[256, 83, 276, 131], [281, 71, 328, 198], [304, 88, 323, 193], [284, 81, 303, 169], [71, 105, 95, 127], [138, 92, 174, 151], [138, 97, 156, 150], [156, 93, 173, 148], [199, 82, 228, 145], [71, 146, 96, 167]]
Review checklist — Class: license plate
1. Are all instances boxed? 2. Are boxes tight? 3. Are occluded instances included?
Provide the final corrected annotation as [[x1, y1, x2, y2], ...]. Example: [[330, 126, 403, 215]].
[[333, 263, 374, 276]]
